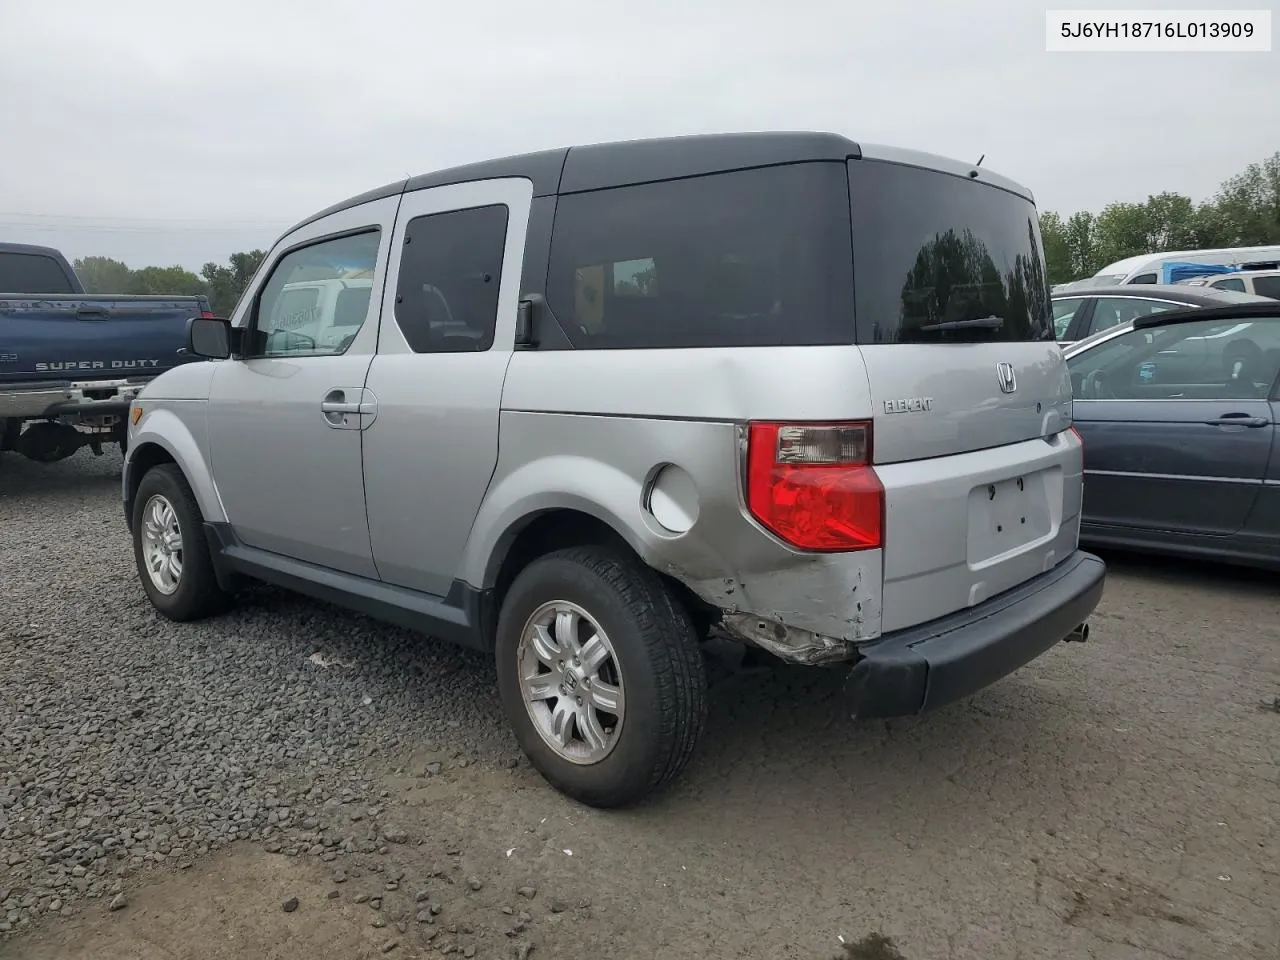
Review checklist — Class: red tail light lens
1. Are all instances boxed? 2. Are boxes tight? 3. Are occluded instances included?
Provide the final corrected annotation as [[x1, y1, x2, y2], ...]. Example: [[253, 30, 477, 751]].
[[746, 421, 884, 552], [200, 310, 215, 319]]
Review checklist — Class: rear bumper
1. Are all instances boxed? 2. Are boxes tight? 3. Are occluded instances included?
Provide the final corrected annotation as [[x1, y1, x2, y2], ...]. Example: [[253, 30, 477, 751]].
[[843, 549, 1106, 719], [0, 379, 148, 420]]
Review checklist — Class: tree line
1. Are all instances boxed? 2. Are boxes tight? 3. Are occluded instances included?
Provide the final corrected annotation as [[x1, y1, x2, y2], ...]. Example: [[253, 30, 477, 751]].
[[73, 149, 1279, 305], [1039, 150, 1280, 285], [74, 250, 267, 316]]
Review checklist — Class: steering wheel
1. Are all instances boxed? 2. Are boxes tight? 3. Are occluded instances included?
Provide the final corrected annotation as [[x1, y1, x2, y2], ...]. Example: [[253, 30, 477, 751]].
[[1223, 338, 1260, 380], [267, 329, 317, 352], [1082, 369, 1114, 399]]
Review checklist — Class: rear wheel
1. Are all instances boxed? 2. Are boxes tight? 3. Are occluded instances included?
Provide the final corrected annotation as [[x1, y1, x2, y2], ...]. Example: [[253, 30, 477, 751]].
[[495, 546, 707, 808], [131, 464, 229, 621]]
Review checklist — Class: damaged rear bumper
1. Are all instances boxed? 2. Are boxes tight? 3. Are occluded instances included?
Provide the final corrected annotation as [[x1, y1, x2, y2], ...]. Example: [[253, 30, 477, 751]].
[[843, 550, 1106, 719]]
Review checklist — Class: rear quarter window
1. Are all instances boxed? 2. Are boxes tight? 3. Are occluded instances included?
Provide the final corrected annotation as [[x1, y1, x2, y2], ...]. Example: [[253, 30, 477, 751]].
[[848, 160, 1055, 344], [1252, 275, 1280, 300], [546, 163, 854, 349], [0, 252, 75, 294]]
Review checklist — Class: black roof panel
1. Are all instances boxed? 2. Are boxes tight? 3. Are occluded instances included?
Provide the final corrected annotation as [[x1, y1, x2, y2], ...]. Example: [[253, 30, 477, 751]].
[[285, 132, 866, 236], [404, 147, 568, 198], [558, 131, 862, 194]]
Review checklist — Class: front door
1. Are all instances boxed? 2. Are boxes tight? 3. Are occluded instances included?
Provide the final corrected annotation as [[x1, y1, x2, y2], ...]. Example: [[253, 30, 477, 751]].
[[1068, 314, 1280, 536], [205, 197, 400, 578], [362, 178, 533, 597]]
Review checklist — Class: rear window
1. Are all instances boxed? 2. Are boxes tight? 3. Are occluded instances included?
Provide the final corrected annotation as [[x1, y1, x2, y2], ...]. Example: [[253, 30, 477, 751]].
[[848, 160, 1054, 344], [0, 252, 75, 294], [546, 163, 854, 349]]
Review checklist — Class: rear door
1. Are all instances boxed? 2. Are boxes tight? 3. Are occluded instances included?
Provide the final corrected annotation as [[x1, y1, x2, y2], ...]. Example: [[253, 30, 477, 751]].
[[1066, 316, 1280, 536], [1240, 394, 1280, 548], [848, 155, 1079, 631], [362, 177, 532, 597]]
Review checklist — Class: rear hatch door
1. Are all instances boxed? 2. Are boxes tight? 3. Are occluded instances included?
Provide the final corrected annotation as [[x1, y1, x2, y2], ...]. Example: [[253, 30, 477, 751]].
[[848, 155, 1081, 633]]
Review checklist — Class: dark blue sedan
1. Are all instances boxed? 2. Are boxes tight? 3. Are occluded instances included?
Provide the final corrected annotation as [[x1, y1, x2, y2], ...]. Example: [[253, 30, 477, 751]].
[[1063, 301, 1280, 570]]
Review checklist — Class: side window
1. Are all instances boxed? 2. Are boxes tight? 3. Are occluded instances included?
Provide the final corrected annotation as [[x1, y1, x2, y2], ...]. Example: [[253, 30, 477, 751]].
[[1252, 275, 1280, 299], [547, 163, 854, 349], [249, 231, 381, 358], [1052, 298, 1085, 339], [394, 204, 509, 353], [1088, 297, 1179, 335], [1211, 277, 1247, 292], [1128, 273, 1158, 284], [1067, 317, 1280, 401]]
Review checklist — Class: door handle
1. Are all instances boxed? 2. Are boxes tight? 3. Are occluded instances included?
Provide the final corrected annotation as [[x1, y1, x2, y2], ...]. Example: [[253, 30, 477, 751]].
[[320, 399, 361, 414], [76, 306, 109, 320], [321, 388, 361, 428], [321, 388, 359, 414], [1204, 413, 1270, 428]]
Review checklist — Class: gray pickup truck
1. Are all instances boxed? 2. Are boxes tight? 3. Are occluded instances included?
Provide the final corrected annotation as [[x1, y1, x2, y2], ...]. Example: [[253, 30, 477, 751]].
[[122, 132, 1106, 808], [1, 242, 210, 464]]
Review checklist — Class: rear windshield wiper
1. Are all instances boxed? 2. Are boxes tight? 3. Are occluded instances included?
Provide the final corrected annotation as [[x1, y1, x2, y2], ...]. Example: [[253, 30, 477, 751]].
[[918, 315, 1005, 333]]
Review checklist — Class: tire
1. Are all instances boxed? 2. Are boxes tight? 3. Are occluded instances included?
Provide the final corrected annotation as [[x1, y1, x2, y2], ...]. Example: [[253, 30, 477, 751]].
[[131, 463, 229, 621], [495, 546, 708, 808]]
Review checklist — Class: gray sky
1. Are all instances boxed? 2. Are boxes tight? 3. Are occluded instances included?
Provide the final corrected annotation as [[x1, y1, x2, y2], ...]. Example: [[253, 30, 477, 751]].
[[1, 0, 1276, 272]]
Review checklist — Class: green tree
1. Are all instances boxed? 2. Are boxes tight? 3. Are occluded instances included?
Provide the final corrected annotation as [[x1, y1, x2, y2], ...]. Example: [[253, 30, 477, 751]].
[[126, 265, 207, 296], [1091, 200, 1152, 267], [1090, 193, 1201, 269], [73, 256, 132, 293], [1063, 211, 1099, 279], [1038, 151, 1280, 283], [1206, 151, 1280, 246], [201, 249, 267, 316], [1039, 212, 1073, 285]]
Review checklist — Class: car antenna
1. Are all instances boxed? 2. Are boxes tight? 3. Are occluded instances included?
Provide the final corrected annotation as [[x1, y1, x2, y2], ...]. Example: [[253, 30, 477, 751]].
[[975, 154, 984, 166], [969, 154, 984, 179]]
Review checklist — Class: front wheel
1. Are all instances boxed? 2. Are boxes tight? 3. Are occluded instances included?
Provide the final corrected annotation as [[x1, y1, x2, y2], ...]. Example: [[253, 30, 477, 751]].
[[495, 546, 708, 808], [131, 464, 229, 621]]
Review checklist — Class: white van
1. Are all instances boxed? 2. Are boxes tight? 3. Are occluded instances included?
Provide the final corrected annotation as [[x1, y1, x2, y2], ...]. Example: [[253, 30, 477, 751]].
[[261, 277, 374, 353], [1084, 245, 1280, 286]]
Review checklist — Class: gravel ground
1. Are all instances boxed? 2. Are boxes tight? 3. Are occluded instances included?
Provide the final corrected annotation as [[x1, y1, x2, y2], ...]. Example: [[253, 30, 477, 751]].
[[1, 448, 514, 928], [2, 448, 1278, 960]]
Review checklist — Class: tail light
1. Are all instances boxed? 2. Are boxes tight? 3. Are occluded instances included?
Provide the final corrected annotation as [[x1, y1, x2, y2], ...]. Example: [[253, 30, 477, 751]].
[[1069, 424, 1083, 447], [745, 421, 884, 552], [200, 310, 215, 319]]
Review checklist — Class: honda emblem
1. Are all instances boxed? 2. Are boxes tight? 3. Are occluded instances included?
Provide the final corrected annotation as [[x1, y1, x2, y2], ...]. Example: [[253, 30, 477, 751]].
[[996, 362, 1017, 394]]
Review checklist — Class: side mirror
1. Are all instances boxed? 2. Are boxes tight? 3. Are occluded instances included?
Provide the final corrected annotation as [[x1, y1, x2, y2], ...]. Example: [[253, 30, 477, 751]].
[[188, 316, 232, 359], [515, 295, 543, 348]]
